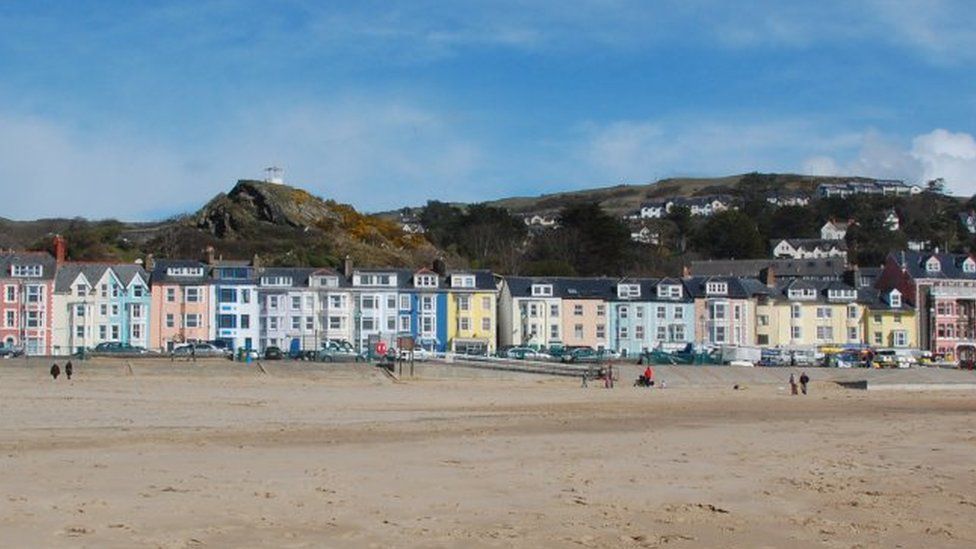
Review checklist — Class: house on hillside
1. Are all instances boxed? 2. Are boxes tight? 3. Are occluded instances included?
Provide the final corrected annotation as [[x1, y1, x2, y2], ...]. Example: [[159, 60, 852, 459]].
[[771, 238, 848, 260], [765, 192, 811, 207], [817, 179, 921, 198], [884, 209, 900, 231], [821, 220, 852, 240], [959, 211, 976, 234], [630, 226, 660, 245], [638, 195, 734, 219]]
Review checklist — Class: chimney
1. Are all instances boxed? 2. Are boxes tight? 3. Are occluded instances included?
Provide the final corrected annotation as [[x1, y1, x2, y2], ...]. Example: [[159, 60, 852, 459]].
[[251, 253, 262, 269], [681, 265, 691, 279], [762, 266, 776, 288], [52, 234, 67, 264], [144, 253, 155, 272], [204, 245, 216, 265], [433, 257, 447, 276], [342, 255, 353, 278]]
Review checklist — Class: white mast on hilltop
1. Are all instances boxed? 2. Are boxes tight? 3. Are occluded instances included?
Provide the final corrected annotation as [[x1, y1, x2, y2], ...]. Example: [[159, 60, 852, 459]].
[[264, 166, 284, 184]]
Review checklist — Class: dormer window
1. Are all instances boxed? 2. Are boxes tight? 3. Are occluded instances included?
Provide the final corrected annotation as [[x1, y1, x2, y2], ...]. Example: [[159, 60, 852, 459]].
[[787, 288, 817, 300], [75, 284, 88, 296], [657, 284, 682, 299], [925, 257, 941, 273], [261, 276, 293, 287], [531, 284, 553, 297], [415, 274, 439, 288], [964, 258, 976, 274], [166, 267, 204, 277], [312, 276, 339, 288], [827, 289, 856, 301], [705, 281, 728, 295], [617, 284, 641, 299], [355, 273, 395, 287], [11, 264, 42, 278], [888, 290, 902, 308], [451, 275, 476, 288]]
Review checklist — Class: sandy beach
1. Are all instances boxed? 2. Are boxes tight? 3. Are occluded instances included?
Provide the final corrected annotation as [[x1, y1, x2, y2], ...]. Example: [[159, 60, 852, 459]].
[[2, 360, 975, 548]]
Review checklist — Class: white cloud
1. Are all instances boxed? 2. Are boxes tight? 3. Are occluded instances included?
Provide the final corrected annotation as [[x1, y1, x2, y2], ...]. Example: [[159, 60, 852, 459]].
[[911, 129, 976, 195]]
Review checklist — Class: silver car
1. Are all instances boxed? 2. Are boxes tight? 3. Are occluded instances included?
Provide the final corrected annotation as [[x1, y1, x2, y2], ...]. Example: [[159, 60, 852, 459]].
[[172, 343, 226, 358]]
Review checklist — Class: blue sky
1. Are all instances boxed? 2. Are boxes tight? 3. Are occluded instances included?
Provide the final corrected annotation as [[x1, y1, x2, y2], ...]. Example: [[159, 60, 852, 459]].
[[2, 1, 976, 220]]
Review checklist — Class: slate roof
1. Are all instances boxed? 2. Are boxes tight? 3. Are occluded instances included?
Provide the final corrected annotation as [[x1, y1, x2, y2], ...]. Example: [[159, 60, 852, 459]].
[[893, 251, 976, 280], [54, 263, 148, 293], [0, 252, 57, 280], [690, 258, 847, 280], [150, 259, 211, 285]]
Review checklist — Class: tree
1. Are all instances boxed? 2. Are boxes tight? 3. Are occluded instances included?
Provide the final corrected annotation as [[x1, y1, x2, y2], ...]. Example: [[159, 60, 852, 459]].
[[694, 210, 764, 259], [926, 178, 946, 195]]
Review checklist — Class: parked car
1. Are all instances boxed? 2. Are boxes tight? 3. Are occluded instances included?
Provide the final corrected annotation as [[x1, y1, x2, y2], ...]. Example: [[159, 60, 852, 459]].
[[315, 339, 365, 362], [0, 346, 23, 358], [172, 343, 226, 358], [92, 342, 149, 354], [208, 340, 235, 357], [263, 346, 283, 360], [506, 347, 550, 360], [398, 347, 434, 361], [561, 347, 611, 364]]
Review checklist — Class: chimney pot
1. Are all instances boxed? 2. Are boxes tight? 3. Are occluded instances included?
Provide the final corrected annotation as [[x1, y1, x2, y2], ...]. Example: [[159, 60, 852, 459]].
[[52, 234, 67, 264], [342, 255, 353, 279]]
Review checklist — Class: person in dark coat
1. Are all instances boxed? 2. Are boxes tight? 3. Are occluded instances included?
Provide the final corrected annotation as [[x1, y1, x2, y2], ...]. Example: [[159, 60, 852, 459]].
[[50, 363, 60, 380], [65, 361, 73, 380], [799, 371, 810, 395]]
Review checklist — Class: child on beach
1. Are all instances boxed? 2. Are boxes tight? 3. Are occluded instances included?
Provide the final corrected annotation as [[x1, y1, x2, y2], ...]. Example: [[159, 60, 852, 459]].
[[799, 371, 810, 395], [50, 363, 60, 380]]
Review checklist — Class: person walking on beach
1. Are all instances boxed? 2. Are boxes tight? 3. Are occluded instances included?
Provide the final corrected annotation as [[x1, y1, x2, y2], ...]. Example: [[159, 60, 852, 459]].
[[799, 371, 810, 395], [789, 373, 798, 395], [50, 363, 60, 380], [65, 360, 73, 380]]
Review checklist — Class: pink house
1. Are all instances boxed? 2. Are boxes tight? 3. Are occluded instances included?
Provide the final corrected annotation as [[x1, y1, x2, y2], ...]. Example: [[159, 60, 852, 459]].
[[149, 259, 213, 352], [0, 251, 57, 355]]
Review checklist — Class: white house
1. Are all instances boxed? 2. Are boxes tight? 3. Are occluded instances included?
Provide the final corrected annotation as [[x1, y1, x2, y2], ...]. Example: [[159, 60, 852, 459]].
[[821, 220, 851, 241], [884, 209, 900, 231], [771, 239, 848, 260]]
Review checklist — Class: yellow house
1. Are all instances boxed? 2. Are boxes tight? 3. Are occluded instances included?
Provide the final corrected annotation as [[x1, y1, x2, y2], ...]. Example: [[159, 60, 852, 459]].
[[446, 271, 498, 354], [862, 288, 916, 348], [755, 280, 863, 348]]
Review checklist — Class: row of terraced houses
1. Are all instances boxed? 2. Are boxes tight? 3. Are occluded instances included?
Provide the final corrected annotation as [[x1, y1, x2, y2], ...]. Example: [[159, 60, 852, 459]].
[[3, 239, 976, 362]]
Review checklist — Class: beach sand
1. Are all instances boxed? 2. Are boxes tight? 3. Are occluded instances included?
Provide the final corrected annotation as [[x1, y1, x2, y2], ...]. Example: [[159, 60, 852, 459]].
[[2, 360, 975, 548]]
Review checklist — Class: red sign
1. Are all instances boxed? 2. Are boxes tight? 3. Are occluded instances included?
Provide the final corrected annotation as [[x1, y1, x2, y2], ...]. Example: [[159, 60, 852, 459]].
[[376, 341, 388, 355]]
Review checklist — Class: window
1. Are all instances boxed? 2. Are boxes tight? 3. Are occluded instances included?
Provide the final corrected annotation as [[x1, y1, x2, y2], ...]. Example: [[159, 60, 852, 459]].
[[827, 289, 856, 301], [733, 305, 741, 321], [893, 331, 908, 347], [574, 324, 584, 338], [549, 304, 559, 317], [111, 285, 120, 298], [874, 332, 882, 345], [219, 315, 237, 329], [75, 304, 85, 317], [99, 325, 107, 339], [100, 284, 108, 298], [329, 316, 343, 330], [362, 296, 376, 310], [111, 304, 119, 317], [619, 306, 629, 319], [261, 276, 293, 287], [291, 316, 301, 330], [964, 259, 976, 273], [481, 317, 491, 331], [673, 325, 685, 341], [291, 296, 301, 310], [874, 314, 882, 323], [387, 315, 397, 331], [329, 295, 346, 309], [131, 304, 142, 319], [889, 291, 902, 308], [574, 304, 584, 316], [713, 326, 726, 343], [706, 281, 728, 295], [816, 307, 832, 319], [618, 326, 628, 339], [618, 284, 641, 298], [399, 315, 411, 332], [399, 295, 411, 310], [98, 304, 106, 316], [710, 302, 727, 320], [925, 257, 941, 273], [167, 267, 204, 277], [184, 287, 200, 302], [458, 296, 470, 311], [267, 295, 280, 310], [791, 304, 802, 319], [758, 335, 769, 345], [791, 326, 802, 340], [4, 311, 14, 327], [415, 274, 438, 288], [241, 315, 251, 329], [596, 304, 605, 316], [387, 296, 397, 309], [185, 314, 200, 328], [421, 296, 434, 312], [451, 275, 476, 288], [421, 316, 433, 334], [240, 289, 250, 304], [656, 306, 666, 320], [549, 324, 559, 339], [460, 317, 470, 331], [361, 317, 376, 331], [166, 288, 176, 302], [132, 285, 144, 298], [596, 324, 606, 339], [758, 315, 769, 326], [166, 314, 174, 328], [674, 307, 684, 320], [111, 325, 120, 340], [11, 264, 42, 277], [893, 313, 902, 324], [482, 297, 491, 310], [75, 325, 85, 338], [75, 284, 87, 296], [25, 285, 42, 303], [816, 326, 833, 341], [848, 305, 858, 319], [531, 284, 553, 297], [657, 284, 682, 299], [132, 324, 143, 339], [848, 327, 858, 341], [4, 286, 15, 302]]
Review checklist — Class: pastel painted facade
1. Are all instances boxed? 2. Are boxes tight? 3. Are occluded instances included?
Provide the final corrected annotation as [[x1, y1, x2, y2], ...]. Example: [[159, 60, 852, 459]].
[[350, 269, 402, 352], [498, 277, 564, 348], [257, 268, 319, 352], [685, 276, 756, 347], [608, 278, 694, 356], [211, 262, 260, 352], [310, 268, 355, 347], [445, 271, 498, 354], [400, 269, 448, 352], [51, 263, 150, 355], [149, 260, 213, 352], [754, 280, 862, 348], [0, 252, 56, 355], [555, 279, 613, 350], [861, 289, 916, 348]]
